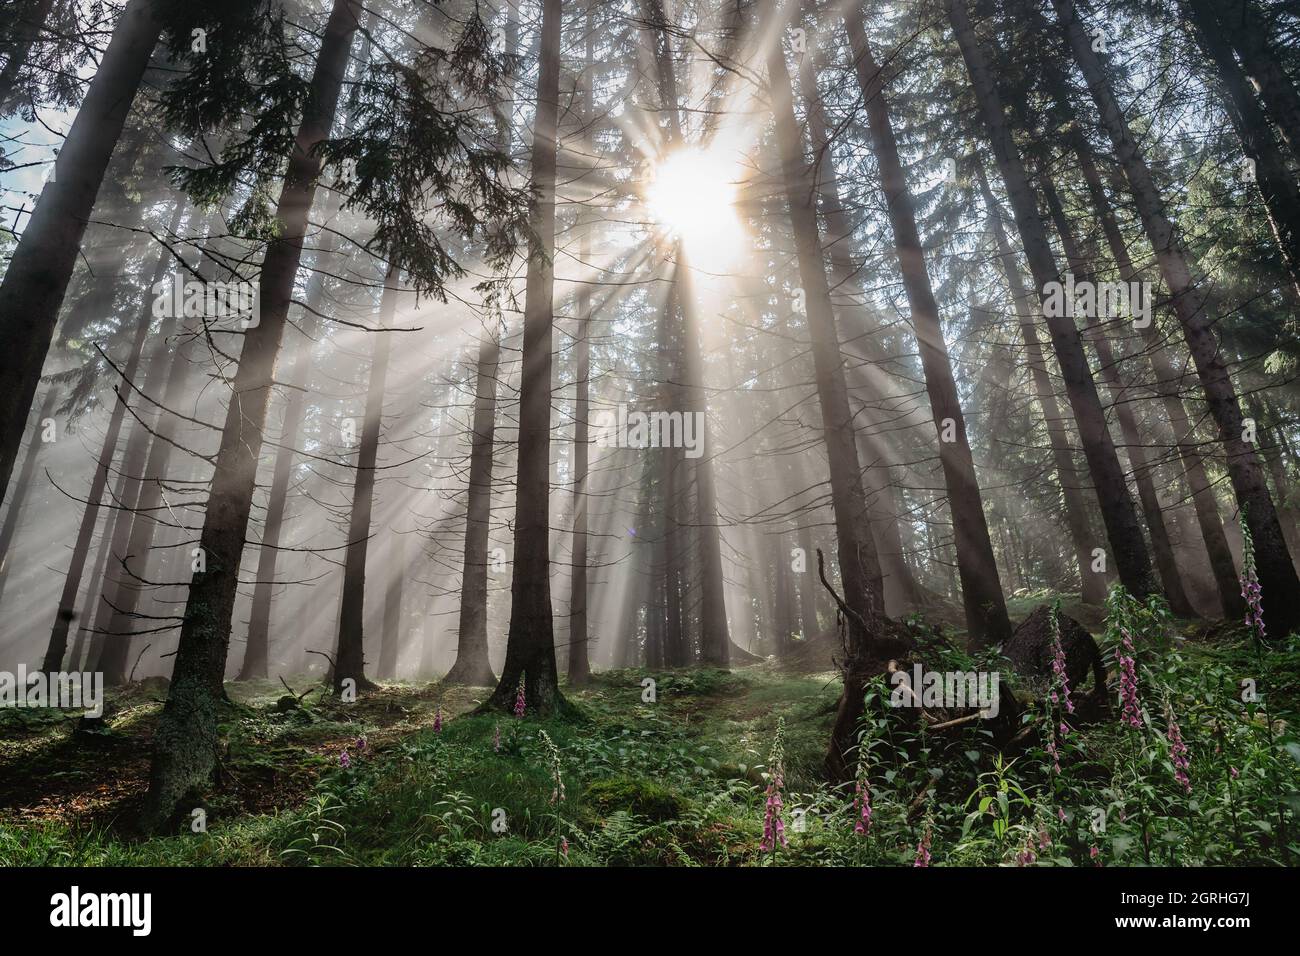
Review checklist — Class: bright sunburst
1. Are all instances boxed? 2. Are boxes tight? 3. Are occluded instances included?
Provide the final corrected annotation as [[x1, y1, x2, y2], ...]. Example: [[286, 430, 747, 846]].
[[644, 147, 744, 270]]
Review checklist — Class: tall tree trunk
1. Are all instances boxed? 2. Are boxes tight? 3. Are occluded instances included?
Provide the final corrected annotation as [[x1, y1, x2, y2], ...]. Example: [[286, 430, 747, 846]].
[[566, 56, 593, 687], [766, 6, 884, 784], [377, 531, 406, 680], [0, 387, 57, 608], [69, 501, 118, 672], [142, 0, 363, 832], [638, 0, 732, 666], [446, 326, 502, 686], [1071, 141, 1244, 617], [1040, 177, 1196, 617], [975, 161, 1107, 605], [236, 204, 340, 681], [41, 201, 184, 673], [950, 0, 1157, 600], [843, 8, 1010, 646], [797, 38, 920, 613], [0, 0, 163, 507], [334, 263, 400, 693], [483, 0, 565, 715], [797, 524, 818, 641], [1053, 0, 1298, 629]]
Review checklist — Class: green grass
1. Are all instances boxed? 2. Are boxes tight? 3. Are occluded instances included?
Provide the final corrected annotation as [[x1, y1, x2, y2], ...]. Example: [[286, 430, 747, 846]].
[[1, 614, 1298, 866]]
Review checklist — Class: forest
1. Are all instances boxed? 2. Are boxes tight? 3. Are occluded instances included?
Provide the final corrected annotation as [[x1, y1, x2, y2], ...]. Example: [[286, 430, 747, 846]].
[[0, 0, 1297, 877]]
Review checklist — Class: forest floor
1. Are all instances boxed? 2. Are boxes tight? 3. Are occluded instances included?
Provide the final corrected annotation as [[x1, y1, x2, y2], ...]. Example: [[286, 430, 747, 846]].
[[1, 598, 1297, 866]]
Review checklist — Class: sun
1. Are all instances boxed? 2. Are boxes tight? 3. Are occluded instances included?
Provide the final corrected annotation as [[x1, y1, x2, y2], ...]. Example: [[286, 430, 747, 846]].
[[645, 147, 744, 269]]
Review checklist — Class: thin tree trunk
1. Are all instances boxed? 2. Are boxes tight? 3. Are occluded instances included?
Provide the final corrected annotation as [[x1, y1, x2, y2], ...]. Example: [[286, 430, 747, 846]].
[[766, 6, 884, 784], [975, 161, 1108, 605], [0, 0, 163, 507], [236, 206, 340, 681], [446, 326, 503, 686], [1040, 177, 1196, 617], [483, 0, 565, 715], [142, 0, 363, 832], [797, 524, 818, 641], [1053, 0, 1298, 628], [638, 0, 731, 666], [42, 201, 184, 673], [843, 8, 1010, 645], [950, 0, 1157, 600], [566, 105, 593, 687], [0, 388, 57, 608], [377, 531, 405, 680], [1071, 141, 1244, 616], [69, 504, 117, 672], [334, 262, 400, 693], [797, 39, 920, 613]]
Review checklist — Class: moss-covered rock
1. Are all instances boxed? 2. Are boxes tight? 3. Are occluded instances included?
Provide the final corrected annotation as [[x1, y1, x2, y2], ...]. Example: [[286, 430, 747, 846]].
[[583, 776, 686, 821]]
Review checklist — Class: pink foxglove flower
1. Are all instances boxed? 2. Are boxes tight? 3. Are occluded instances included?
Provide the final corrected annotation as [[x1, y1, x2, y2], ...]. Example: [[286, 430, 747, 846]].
[[1164, 698, 1192, 794], [339, 750, 351, 768], [759, 718, 788, 853], [1239, 513, 1266, 642], [853, 779, 872, 835], [513, 674, 526, 718], [1049, 608, 1074, 715], [493, 723, 502, 753], [914, 826, 932, 867], [1117, 628, 1142, 728], [434, 706, 443, 733]]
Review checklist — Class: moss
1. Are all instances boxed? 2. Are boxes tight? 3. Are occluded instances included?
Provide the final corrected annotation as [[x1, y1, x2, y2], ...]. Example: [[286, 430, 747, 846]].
[[583, 776, 687, 822]]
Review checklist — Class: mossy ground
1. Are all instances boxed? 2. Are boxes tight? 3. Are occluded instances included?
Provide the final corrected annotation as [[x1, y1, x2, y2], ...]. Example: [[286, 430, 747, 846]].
[[1, 616, 1297, 866]]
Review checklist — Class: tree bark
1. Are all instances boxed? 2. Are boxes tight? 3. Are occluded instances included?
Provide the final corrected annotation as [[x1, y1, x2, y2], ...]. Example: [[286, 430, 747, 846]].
[[334, 263, 400, 693], [483, 0, 566, 715], [142, 0, 363, 832], [844, 8, 1010, 646]]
